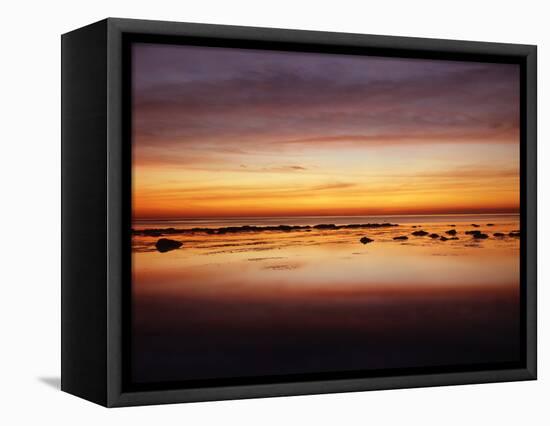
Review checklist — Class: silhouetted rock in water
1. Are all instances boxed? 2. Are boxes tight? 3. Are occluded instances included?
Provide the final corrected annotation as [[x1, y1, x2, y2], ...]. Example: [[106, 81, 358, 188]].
[[448, 237, 459, 240], [280, 225, 306, 232], [216, 224, 304, 234], [393, 236, 408, 240], [465, 230, 482, 235], [314, 223, 398, 230], [155, 238, 183, 253], [471, 224, 480, 227], [472, 233, 489, 239], [447, 224, 456, 227], [140, 228, 178, 237], [144, 230, 163, 237], [429, 233, 439, 239], [440, 236, 449, 241], [314, 224, 338, 229], [346, 223, 397, 228], [210, 225, 252, 234], [509, 231, 520, 237], [360, 237, 374, 244], [445, 229, 457, 236], [412, 225, 417, 228], [134, 227, 183, 236], [190, 227, 214, 233], [494, 232, 505, 237], [412, 230, 429, 236], [136, 222, 398, 236], [487, 223, 495, 226]]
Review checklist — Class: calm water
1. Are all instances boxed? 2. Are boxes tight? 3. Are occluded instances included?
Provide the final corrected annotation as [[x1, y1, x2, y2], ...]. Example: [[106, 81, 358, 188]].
[[132, 214, 521, 384]]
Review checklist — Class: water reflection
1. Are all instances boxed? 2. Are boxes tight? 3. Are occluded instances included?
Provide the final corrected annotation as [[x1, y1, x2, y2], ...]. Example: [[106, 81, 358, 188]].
[[132, 215, 521, 384]]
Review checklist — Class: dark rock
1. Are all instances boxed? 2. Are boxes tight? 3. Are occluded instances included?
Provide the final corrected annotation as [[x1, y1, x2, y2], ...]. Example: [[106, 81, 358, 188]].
[[487, 223, 495, 226], [465, 230, 482, 235], [440, 236, 449, 241], [412, 225, 417, 228], [429, 233, 439, 239], [190, 227, 212, 233], [471, 224, 480, 227], [133, 227, 181, 236], [445, 229, 457, 236], [509, 231, 520, 237], [447, 224, 456, 227], [137, 222, 397, 237], [412, 230, 429, 236], [144, 230, 163, 237], [155, 238, 183, 252], [314, 224, 339, 229], [393, 236, 408, 240], [360, 237, 374, 244], [494, 232, 505, 237], [472, 233, 489, 239], [343, 223, 397, 229], [448, 237, 459, 240]]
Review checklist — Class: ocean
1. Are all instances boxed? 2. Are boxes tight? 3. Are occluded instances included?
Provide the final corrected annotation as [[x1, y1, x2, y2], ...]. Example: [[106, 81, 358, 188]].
[[131, 213, 521, 384]]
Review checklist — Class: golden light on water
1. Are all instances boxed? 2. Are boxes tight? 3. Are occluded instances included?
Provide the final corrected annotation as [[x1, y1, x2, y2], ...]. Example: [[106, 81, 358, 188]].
[[129, 43, 522, 383]]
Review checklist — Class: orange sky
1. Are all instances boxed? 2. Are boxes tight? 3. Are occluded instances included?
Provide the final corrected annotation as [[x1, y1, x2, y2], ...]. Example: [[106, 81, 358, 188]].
[[131, 44, 520, 219]]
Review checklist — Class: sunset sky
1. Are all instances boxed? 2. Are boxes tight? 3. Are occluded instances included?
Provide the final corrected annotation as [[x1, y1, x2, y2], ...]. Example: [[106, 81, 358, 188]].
[[131, 43, 520, 219]]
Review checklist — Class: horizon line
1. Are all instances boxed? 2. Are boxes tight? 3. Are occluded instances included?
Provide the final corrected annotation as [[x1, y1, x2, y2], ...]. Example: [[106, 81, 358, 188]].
[[133, 211, 520, 221]]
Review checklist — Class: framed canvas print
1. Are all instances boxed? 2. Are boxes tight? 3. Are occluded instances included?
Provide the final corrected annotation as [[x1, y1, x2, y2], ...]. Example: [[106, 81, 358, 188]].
[[61, 18, 537, 407]]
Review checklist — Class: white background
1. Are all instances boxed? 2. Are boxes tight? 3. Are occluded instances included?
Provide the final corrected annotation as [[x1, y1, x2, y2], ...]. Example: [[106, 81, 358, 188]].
[[0, 0, 547, 424]]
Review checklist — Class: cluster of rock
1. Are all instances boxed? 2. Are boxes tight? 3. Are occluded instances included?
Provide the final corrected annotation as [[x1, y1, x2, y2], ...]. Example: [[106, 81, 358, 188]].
[[142, 222, 519, 251], [408, 226, 518, 242], [464, 230, 488, 238], [134, 222, 399, 237], [313, 223, 398, 230], [372, 224, 519, 245]]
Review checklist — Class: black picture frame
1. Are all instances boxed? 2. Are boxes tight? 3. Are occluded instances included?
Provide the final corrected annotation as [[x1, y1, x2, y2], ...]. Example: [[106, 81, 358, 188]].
[[61, 17, 537, 407]]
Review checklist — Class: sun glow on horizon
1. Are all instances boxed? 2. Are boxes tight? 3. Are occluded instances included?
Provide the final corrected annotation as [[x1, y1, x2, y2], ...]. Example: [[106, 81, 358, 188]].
[[131, 44, 520, 219]]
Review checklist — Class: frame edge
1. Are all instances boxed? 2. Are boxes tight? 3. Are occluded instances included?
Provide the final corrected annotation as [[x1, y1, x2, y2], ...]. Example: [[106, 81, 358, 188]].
[[61, 19, 110, 407], [102, 17, 537, 407]]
